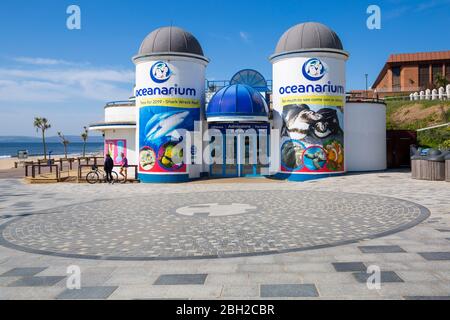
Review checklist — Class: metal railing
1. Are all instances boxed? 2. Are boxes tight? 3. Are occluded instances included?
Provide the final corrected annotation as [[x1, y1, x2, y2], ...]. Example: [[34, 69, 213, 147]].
[[205, 80, 273, 93], [346, 96, 386, 104], [25, 164, 60, 180]]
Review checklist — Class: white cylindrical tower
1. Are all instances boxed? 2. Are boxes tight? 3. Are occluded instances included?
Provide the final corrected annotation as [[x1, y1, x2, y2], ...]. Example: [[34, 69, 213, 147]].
[[133, 26, 209, 183], [270, 22, 349, 181]]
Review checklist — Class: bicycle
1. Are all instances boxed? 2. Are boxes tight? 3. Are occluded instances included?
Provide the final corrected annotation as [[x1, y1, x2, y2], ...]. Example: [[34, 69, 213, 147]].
[[86, 165, 119, 184]]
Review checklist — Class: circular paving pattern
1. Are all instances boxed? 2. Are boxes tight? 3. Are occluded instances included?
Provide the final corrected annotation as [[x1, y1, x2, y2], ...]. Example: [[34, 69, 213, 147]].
[[0, 191, 429, 260]]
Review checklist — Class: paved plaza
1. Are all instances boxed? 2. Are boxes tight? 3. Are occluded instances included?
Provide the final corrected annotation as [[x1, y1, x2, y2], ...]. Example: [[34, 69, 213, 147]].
[[0, 171, 450, 299]]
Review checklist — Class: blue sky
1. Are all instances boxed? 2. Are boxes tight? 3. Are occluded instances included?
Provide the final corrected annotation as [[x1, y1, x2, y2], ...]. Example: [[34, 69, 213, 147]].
[[0, 0, 449, 136]]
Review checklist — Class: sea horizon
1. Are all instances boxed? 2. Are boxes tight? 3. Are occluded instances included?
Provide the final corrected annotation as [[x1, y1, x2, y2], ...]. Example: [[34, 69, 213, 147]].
[[0, 142, 104, 158]]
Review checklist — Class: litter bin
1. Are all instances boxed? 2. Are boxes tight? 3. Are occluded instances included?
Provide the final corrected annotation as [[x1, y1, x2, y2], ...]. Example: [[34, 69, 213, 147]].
[[425, 150, 445, 181], [411, 148, 428, 180], [446, 153, 450, 182], [411, 155, 422, 180], [411, 149, 445, 181]]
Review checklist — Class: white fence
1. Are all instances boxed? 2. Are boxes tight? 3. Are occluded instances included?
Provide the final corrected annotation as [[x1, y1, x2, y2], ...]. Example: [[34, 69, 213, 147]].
[[410, 84, 450, 101]]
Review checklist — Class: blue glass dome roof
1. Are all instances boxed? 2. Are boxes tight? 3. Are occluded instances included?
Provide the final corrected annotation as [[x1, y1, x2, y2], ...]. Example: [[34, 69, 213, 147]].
[[230, 69, 268, 92], [206, 84, 269, 121]]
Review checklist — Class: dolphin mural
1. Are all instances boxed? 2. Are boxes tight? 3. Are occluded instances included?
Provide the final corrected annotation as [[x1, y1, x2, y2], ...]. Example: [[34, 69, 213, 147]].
[[144, 111, 189, 143]]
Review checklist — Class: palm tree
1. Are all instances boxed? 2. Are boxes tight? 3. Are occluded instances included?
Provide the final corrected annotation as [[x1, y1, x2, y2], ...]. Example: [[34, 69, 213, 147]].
[[33, 117, 51, 159], [57, 132, 70, 159], [81, 126, 89, 157], [434, 73, 449, 88]]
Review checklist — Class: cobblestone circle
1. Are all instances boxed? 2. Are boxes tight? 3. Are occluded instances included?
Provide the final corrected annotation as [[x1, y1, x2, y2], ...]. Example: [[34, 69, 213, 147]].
[[0, 190, 429, 260]]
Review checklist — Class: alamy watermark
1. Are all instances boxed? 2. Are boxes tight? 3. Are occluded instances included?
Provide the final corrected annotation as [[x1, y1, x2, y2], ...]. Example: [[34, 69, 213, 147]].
[[367, 5, 381, 30], [157, 121, 280, 175], [66, 265, 81, 289], [366, 265, 382, 290], [66, 5, 81, 30]]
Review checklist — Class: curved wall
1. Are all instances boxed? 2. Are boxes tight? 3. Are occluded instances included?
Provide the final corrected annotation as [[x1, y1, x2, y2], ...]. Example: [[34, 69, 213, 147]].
[[134, 56, 207, 183], [105, 105, 136, 123], [271, 52, 348, 180], [344, 102, 387, 172]]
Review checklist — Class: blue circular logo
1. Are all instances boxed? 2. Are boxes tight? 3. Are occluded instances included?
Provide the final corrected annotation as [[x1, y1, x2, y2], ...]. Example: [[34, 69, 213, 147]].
[[150, 61, 172, 83], [302, 58, 327, 81]]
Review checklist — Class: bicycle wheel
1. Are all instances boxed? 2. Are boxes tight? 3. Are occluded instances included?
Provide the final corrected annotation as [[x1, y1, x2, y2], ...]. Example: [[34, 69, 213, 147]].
[[86, 171, 99, 184], [111, 171, 119, 183]]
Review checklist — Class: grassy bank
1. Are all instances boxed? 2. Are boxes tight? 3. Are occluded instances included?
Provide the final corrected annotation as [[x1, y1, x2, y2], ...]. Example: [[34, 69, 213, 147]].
[[385, 100, 450, 149]]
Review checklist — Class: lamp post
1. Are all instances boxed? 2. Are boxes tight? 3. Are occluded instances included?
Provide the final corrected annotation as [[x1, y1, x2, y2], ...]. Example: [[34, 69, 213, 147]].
[[365, 73, 368, 98]]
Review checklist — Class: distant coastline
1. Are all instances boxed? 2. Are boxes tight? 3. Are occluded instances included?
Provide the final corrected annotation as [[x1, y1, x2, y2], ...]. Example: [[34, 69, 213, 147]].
[[0, 135, 104, 143], [0, 142, 104, 158]]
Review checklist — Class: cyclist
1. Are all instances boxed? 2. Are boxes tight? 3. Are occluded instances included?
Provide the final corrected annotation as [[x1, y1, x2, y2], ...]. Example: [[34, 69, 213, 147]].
[[119, 152, 128, 183], [104, 154, 114, 184]]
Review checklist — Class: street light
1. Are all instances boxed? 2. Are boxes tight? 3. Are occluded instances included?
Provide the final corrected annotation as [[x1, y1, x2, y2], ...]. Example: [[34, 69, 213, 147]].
[[365, 74, 368, 98]]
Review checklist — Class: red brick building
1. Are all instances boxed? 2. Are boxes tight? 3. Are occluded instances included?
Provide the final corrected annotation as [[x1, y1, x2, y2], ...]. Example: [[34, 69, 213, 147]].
[[351, 50, 450, 98], [372, 50, 450, 97]]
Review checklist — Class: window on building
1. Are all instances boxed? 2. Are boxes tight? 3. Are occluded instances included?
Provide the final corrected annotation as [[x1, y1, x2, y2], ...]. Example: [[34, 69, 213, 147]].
[[446, 63, 450, 81], [432, 64, 443, 86], [392, 66, 401, 91], [418, 64, 429, 89]]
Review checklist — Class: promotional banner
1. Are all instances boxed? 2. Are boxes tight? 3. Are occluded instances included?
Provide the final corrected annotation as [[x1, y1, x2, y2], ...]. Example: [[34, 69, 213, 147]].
[[135, 59, 205, 176], [105, 139, 127, 165], [273, 55, 346, 175]]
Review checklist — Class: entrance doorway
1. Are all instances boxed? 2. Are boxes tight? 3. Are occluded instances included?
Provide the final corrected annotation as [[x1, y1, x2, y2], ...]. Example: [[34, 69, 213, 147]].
[[209, 123, 270, 178]]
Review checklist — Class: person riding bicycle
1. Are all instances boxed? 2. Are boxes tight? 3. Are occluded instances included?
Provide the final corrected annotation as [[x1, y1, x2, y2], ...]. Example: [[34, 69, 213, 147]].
[[119, 152, 128, 183], [104, 154, 114, 184]]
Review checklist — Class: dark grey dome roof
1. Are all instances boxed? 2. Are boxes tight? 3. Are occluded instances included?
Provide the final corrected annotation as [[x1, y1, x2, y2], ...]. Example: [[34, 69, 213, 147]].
[[135, 26, 205, 60], [274, 22, 344, 54]]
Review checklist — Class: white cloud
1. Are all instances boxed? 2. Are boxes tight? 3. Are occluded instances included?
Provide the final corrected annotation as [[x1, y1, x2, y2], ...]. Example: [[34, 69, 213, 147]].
[[239, 31, 250, 43], [12, 57, 75, 66], [384, 0, 450, 19], [0, 59, 134, 103]]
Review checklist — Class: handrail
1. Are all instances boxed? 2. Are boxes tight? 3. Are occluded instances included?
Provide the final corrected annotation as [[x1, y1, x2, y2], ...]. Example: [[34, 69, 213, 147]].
[[346, 97, 386, 104], [26, 164, 60, 180], [104, 100, 136, 108]]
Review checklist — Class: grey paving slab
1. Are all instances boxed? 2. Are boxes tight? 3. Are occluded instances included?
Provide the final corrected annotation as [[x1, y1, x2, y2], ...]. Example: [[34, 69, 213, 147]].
[[206, 273, 250, 286], [376, 281, 450, 297], [0, 287, 65, 300], [260, 284, 318, 298], [300, 272, 356, 284], [419, 252, 450, 261], [396, 271, 441, 282], [352, 271, 404, 283], [56, 286, 118, 299], [107, 285, 170, 300], [0, 267, 47, 277], [358, 245, 406, 254], [315, 283, 381, 298], [247, 273, 303, 285], [222, 286, 259, 298], [164, 285, 223, 299], [153, 274, 208, 285], [332, 262, 367, 272], [0, 276, 21, 286], [404, 296, 450, 300], [8, 276, 65, 287], [105, 273, 158, 286]]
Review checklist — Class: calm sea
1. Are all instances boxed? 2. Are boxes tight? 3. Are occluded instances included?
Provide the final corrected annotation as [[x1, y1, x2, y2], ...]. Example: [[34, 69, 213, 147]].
[[0, 142, 104, 158]]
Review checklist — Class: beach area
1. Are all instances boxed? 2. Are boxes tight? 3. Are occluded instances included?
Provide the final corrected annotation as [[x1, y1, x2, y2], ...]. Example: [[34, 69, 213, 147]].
[[0, 155, 40, 170]]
